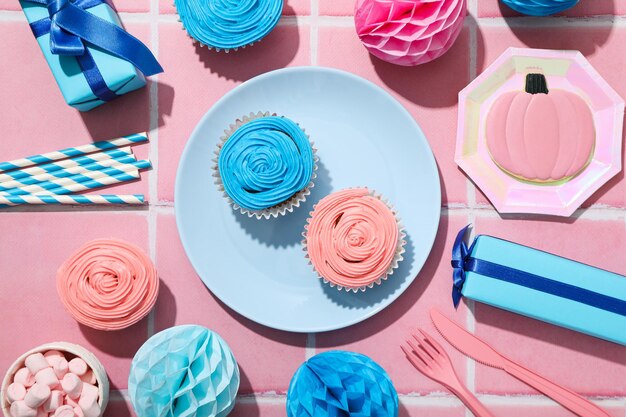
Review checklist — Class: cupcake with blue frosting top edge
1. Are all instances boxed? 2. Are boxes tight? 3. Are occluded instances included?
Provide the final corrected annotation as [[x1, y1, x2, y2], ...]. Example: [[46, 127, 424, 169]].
[[173, 0, 284, 51], [213, 112, 317, 219]]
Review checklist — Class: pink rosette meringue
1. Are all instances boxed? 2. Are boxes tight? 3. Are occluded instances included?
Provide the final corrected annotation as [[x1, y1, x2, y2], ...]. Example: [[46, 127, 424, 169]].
[[355, 0, 467, 66], [303, 188, 405, 292], [56, 239, 159, 331]]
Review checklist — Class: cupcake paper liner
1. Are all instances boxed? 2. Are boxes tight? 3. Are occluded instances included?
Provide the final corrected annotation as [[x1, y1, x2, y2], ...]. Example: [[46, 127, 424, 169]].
[[302, 188, 406, 293], [212, 111, 318, 219]]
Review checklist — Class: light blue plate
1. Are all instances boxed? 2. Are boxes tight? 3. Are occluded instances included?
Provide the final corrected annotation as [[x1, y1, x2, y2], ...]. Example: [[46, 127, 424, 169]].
[[175, 67, 441, 332]]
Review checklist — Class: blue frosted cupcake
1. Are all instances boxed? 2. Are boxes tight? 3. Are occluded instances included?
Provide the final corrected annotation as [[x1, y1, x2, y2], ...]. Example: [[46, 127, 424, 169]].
[[213, 112, 317, 219], [174, 0, 283, 51]]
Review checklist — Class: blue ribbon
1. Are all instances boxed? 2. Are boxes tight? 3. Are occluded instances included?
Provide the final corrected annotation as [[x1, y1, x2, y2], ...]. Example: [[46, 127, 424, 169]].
[[451, 225, 626, 316], [24, 0, 163, 102]]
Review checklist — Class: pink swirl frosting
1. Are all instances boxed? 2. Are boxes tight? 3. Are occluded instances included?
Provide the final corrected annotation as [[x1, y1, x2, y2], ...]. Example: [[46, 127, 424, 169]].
[[57, 239, 159, 331], [305, 188, 400, 290]]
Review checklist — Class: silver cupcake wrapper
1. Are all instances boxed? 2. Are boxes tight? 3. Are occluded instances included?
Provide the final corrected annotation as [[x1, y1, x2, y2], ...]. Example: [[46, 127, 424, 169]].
[[212, 111, 318, 219], [302, 187, 407, 293]]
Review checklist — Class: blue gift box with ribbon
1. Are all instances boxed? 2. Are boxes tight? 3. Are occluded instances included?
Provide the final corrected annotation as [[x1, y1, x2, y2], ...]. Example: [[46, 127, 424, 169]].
[[21, 0, 163, 111], [452, 225, 626, 346]]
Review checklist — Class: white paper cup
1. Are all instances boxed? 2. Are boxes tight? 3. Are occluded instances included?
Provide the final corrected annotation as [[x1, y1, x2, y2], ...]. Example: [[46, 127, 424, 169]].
[[1, 342, 109, 417]]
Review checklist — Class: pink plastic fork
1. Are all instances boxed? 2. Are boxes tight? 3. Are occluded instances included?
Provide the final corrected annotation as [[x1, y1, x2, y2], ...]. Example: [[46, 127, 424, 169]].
[[401, 329, 495, 417]]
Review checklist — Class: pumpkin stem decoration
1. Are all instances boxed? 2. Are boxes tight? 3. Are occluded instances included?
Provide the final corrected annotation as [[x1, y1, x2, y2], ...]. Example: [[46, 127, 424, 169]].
[[525, 73, 549, 95], [486, 73, 595, 182]]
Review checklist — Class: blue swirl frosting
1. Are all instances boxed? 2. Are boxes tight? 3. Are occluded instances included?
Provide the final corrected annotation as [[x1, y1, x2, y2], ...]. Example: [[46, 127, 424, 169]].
[[501, 0, 578, 16], [218, 116, 314, 211], [174, 0, 283, 50]]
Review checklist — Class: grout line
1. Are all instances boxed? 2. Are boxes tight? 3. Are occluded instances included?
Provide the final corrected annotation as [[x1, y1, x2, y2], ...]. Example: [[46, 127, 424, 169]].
[[1, 201, 621, 219], [1, 9, 625, 25], [310, 0, 319, 65], [466, 4, 478, 401], [145, 0, 160, 340], [467, 0, 478, 18], [106, 388, 626, 406], [466, 6, 478, 212], [465, 194, 477, 413], [305, 333, 316, 359], [316, 15, 354, 26]]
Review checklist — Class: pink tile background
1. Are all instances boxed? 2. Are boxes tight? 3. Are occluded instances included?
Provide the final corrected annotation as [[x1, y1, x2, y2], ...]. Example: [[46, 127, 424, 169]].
[[2, 1, 151, 13], [477, 0, 626, 18], [159, 0, 310, 15], [2, 1, 626, 416]]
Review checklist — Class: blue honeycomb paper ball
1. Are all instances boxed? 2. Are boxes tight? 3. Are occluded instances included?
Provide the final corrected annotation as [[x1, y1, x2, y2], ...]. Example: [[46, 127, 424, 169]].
[[128, 325, 240, 417], [501, 0, 579, 16], [287, 351, 398, 417]]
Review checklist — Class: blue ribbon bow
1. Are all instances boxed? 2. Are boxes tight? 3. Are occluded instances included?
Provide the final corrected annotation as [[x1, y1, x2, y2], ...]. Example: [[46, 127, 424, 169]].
[[451, 225, 626, 316], [25, 0, 163, 102], [451, 224, 473, 308]]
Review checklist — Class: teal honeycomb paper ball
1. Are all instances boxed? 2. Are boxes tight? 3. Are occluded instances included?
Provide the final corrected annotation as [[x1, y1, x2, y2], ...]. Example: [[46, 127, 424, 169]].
[[501, 0, 579, 16], [287, 351, 398, 417], [128, 325, 240, 417]]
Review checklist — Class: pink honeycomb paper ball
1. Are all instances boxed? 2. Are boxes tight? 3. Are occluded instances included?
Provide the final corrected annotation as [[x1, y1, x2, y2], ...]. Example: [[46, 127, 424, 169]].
[[355, 0, 467, 66]]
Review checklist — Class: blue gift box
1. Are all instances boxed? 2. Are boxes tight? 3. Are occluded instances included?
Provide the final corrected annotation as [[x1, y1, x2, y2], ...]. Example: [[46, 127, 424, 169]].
[[21, 0, 162, 111], [452, 226, 626, 346]]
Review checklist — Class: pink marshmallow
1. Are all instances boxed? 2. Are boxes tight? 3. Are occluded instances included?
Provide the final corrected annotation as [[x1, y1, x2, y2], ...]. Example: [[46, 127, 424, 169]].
[[64, 396, 78, 408], [35, 407, 47, 417], [24, 383, 51, 409], [43, 390, 64, 413], [73, 407, 84, 417], [25, 354, 49, 375], [35, 368, 59, 389], [79, 371, 96, 386], [53, 359, 69, 380], [67, 359, 87, 377], [10, 401, 37, 417], [43, 351, 65, 367], [79, 401, 100, 417], [78, 383, 98, 406], [53, 405, 75, 417], [7, 382, 27, 403], [76, 384, 99, 417], [61, 374, 82, 400], [14, 368, 35, 388]]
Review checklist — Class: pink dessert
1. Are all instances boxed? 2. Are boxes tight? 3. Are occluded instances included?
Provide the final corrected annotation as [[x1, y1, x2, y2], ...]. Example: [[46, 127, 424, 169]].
[[486, 73, 595, 182], [354, 0, 467, 66], [56, 239, 159, 331], [304, 188, 403, 292]]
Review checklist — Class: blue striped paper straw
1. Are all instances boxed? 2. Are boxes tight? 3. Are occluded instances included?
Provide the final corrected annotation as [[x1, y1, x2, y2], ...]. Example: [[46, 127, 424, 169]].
[[0, 153, 137, 188], [0, 132, 148, 173], [0, 147, 134, 183], [0, 194, 145, 206], [0, 159, 150, 195], [0, 160, 151, 196]]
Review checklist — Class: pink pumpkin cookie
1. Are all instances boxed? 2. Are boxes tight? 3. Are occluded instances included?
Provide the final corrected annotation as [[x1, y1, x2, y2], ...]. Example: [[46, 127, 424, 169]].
[[486, 73, 595, 182], [303, 188, 405, 292], [355, 0, 466, 66]]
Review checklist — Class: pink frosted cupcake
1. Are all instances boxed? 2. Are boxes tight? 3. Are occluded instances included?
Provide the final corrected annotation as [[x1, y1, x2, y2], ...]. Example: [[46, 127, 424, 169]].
[[303, 188, 405, 292]]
